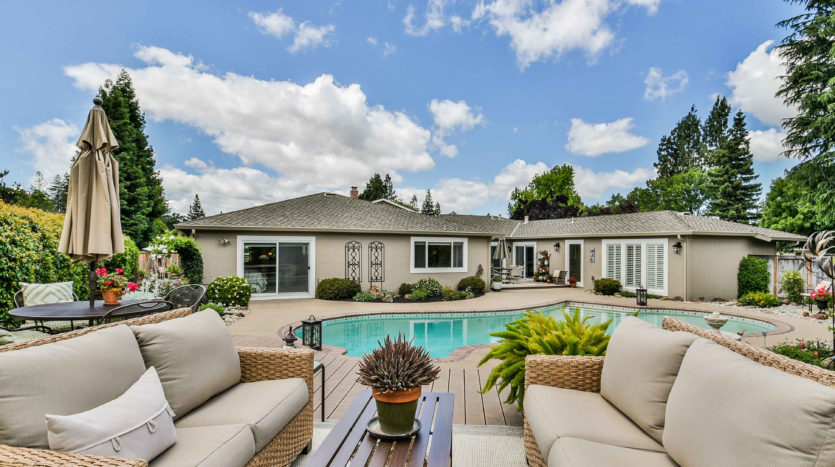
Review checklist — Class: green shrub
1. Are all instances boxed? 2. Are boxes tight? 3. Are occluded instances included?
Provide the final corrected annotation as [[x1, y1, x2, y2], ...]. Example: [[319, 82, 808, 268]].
[[150, 233, 204, 285], [593, 278, 622, 295], [737, 257, 769, 297], [103, 236, 140, 280], [620, 290, 661, 299], [316, 278, 362, 300], [409, 289, 428, 301], [199, 302, 226, 316], [207, 276, 252, 307], [739, 291, 780, 308], [780, 270, 804, 304], [479, 308, 612, 409], [770, 339, 833, 367], [398, 282, 415, 296], [457, 276, 486, 295], [353, 292, 377, 302], [492, 276, 502, 283], [415, 277, 443, 297], [165, 263, 183, 279]]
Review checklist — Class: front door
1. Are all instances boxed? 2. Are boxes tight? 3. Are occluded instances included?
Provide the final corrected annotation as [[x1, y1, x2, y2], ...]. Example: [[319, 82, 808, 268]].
[[513, 243, 536, 278], [566, 240, 584, 287]]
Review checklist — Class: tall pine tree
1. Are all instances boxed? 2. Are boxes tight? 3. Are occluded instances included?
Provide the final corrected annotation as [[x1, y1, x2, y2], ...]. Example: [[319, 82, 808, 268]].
[[707, 111, 761, 223], [421, 190, 440, 216], [702, 96, 732, 164], [188, 194, 206, 220], [99, 70, 166, 247], [654, 105, 704, 177]]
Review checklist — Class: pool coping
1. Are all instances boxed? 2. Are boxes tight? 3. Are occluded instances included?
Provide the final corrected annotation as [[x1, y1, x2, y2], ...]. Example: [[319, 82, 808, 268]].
[[281, 297, 794, 362]]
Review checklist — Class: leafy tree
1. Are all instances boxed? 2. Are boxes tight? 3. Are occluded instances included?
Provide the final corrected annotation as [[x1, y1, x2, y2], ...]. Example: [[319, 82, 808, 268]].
[[654, 105, 705, 177], [627, 168, 710, 214], [707, 111, 761, 223], [188, 194, 206, 220], [508, 164, 582, 220], [421, 190, 440, 216], [760, 164, 827, 236], [584, 194, 639, 216], [98, 70, 166, 247], [0, 170, 56, 212], [359, 173, 397, 201]]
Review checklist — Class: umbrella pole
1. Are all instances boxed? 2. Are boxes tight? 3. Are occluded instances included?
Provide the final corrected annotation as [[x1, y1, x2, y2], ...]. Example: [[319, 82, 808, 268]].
[[88, 263, 97, 307]]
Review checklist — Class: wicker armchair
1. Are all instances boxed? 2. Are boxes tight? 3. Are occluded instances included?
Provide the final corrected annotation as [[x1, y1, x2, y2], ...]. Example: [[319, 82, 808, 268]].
[[522, 317, 835, 467], [0, 308, 313, 467]]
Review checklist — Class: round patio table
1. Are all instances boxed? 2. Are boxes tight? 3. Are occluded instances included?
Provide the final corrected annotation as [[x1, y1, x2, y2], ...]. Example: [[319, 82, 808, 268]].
[[8, 300, 169, 329]]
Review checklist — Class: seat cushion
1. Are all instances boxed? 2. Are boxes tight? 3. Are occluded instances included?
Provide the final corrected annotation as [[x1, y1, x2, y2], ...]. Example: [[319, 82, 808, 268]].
[[151, 424, 255, 467], [131, 310, 241, 419], [664, 338, 835, 466], [600, 316, 696, 443], [525, 385, 663, 461], [0, 325, 146, 448], [547, 437, 677, 467], [174, 378, 308, 452], [19, 281, 74, 306]]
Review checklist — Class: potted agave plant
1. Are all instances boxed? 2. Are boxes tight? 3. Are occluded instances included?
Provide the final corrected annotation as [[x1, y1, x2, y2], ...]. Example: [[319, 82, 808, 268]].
[[357, 334, 439, 435]]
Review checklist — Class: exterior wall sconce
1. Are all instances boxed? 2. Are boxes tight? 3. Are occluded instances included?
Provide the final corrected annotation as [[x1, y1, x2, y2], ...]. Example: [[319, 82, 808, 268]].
[[589, 248, 596, 263], [673, 241, 682, 254], [554, 242, 560, 252]]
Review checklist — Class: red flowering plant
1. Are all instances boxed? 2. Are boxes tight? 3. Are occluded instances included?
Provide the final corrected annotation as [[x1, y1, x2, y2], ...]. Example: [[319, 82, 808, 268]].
[[96, 267, 133, 292], [811, 285, 832, 303], [568, 276, 578, 285]]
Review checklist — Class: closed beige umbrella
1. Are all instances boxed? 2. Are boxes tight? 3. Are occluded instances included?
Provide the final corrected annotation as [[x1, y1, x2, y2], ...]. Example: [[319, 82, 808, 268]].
[[59, 97, 124, 305]]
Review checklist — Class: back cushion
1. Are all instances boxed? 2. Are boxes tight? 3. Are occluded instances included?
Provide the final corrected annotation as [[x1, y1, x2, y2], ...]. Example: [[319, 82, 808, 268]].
[[20, 281, 74, 306], [664, 339, 835, 466], [600, 317, 697, 443], [131, 310, 241, 419], [0, 325, 146, 448]]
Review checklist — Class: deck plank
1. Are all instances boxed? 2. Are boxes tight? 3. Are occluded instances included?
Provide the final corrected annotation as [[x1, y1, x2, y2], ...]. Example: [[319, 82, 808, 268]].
[[448, 369, 466, 425], [433, 367, 450, 393], [479, 367, 506, 425], [464, 369, 485, 425], [497, 374, 523, 427]]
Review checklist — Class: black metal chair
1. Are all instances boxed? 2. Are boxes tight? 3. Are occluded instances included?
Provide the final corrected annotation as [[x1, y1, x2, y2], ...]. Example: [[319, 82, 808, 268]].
[[163, 284, 207, 312], [13, 289, 81, 333], [102, 300, 174, 323]]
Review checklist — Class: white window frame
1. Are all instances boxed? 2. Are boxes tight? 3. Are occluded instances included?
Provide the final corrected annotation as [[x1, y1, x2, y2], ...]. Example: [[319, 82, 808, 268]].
[[410, 237, 468, 273], [564, 240, 585, 287], [236, 235, 316, 300], [601, 238, 668, 296], [511, 241, 537, 279]]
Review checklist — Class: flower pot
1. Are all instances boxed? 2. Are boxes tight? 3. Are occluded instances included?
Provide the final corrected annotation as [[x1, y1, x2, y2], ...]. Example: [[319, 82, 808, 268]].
[[372, 387, 421, 435], [570, 283, 577, 288], [817, 300, 828, 312], [492, 282, 502, 291], [102, 289, 122, 306]]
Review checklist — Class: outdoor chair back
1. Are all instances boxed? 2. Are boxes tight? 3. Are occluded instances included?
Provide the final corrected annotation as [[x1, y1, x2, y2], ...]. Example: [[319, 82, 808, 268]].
[[551, 269, 567, 286], [102, 300, 174, 323], [509, 266, 524, 283], [163, 284, 207, 312]]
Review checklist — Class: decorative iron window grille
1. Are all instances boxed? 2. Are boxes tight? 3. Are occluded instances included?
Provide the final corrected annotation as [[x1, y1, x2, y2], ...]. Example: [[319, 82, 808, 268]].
[[369, 241, 385, 284], [345, 241, 362, 282]]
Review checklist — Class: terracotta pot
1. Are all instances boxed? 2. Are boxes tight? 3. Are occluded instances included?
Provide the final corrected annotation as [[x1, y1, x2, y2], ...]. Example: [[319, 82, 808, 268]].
[[570, 283, 577, 288], [372, 387, 421, 434], [102, 289, 122, 306]]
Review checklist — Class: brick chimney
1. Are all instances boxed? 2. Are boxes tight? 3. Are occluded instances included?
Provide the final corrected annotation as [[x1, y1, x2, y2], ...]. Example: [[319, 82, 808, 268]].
[[350, 186, 359, 199]]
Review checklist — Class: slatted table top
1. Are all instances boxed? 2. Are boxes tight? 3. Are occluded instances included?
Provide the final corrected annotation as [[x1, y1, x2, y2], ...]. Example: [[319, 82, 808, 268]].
[[308, 390, 454, 467]]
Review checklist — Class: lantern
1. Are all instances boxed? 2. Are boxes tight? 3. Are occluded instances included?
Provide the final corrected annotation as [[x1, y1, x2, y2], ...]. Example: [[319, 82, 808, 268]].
[[302, 315, 323, 350], [636, 287, 648, 306], [282, 327, 298, 348]]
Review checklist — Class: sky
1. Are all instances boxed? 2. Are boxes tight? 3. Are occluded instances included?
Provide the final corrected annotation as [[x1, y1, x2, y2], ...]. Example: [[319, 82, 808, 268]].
[[0, 0, 804, 216]]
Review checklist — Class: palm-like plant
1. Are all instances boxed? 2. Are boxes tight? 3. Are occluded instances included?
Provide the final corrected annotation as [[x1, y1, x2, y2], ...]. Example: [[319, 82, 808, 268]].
[[357, 333, 440, 393], [478, 308, 612, 410]]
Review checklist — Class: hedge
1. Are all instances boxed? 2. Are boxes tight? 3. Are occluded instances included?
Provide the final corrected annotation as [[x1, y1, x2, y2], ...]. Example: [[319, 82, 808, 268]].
[[593, 278, 622, 295], [457, 276, 486, 296], [737, 257, 769, 298], [103, 236, 140, 280], [149, 233, 204, 284], [316, 278, 362, 300], [0, 202, 88, 320]]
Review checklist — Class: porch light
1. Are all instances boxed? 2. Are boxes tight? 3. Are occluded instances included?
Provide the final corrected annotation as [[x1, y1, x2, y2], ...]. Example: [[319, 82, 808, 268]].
[[302, 315, 323, 350], [673, 241, 682, 254], [636, 287, 648, 306], [282, 327, 298, 348], [553, 242, 560, 252]]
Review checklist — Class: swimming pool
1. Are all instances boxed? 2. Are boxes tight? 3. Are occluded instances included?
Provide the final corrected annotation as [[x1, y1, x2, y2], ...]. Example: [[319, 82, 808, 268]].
[[303, 302, 777, 358]]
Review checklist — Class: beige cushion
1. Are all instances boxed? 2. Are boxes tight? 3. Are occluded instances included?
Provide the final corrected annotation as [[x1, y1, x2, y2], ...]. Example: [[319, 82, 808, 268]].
[[151, 424, 255, 467], [175, 378, 308, 451], [600, 317, 696, 443], [46, 367, 176, 462], [547, 437, 677, 467], [0, 325, 146, 448], [664, 338, 835, 466], [132, 310, 241, 419], [19, 281, 74, 306], [525, 385, 663, 461]]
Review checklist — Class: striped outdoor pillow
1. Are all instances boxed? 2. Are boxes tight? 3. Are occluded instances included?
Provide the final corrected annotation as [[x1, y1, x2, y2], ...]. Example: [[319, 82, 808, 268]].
[[19, 282, 74, 306]]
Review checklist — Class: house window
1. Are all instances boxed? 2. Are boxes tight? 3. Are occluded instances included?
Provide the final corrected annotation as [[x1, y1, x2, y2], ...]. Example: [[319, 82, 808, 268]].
[[606, 243, 621, 282], [602, 239, 668, 296], [625, 244, 642, 288], [411, 237, 468, 273]]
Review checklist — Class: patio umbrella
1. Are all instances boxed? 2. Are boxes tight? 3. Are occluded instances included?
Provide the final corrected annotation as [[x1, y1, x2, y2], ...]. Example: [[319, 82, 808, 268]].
[[493, 237, 510, 273], [59, 97, 124, 306]]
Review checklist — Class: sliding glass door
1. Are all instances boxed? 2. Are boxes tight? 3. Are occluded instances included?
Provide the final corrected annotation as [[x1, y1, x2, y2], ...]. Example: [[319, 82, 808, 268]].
[[238, 236, 315, 298], [513, 242, 536, 278]]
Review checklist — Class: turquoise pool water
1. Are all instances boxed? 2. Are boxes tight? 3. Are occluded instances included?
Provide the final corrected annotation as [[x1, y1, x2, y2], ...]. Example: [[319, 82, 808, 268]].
[[303, 303, 776, 358]]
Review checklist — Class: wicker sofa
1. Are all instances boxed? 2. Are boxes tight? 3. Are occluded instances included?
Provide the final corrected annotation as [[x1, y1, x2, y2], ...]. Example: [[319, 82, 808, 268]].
[[524, 317, 835, 467], [0, 308, 313, 467]]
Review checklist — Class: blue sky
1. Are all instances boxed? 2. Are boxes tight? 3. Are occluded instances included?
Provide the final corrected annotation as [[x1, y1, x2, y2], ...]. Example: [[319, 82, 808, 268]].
[[0, 0, 802, 215]]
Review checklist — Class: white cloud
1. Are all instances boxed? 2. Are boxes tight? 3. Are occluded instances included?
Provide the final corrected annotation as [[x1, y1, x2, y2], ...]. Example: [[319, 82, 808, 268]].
[[15, 119, 79, 180], [643, 67, 688, 101], [573, 166, 655, 199], [726, 40, 796, 126], [65, 46, 435, 212], [473, 0, 659, 69], [404, 0, 449, 36], [382, 42, 398, 57], [428, 98, 485, 157], [749, 128, 787, 162], [367, 36, 378, 46], [565, 117, 648, 156], [490, 159, 548, 198], [249, 9, 335, 53], [431, 178, 491, 212]]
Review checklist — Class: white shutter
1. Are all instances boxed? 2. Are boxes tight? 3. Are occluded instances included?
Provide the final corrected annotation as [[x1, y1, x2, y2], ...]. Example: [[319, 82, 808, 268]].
[[606, 243, 621, 282], [647, 243, 665, 290], [626, 244, 642, 287]]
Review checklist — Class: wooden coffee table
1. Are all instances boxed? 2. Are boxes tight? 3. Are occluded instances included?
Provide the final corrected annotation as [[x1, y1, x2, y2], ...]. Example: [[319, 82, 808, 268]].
[[307, 390, 454, 466]]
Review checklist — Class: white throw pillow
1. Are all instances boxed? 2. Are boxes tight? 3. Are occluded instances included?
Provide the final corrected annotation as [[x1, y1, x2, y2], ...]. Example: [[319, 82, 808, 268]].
[[46, 367, 177, 462], [19, 282, 74, 306]]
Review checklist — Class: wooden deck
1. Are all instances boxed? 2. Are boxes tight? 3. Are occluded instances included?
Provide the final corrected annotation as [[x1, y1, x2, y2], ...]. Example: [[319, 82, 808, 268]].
[[233, 335, 522, 427]]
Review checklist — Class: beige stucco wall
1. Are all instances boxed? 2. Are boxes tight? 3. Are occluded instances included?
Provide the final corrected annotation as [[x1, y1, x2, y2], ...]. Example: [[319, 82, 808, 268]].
[[192, 230, 492, 294], [686, 236, 776, 301]]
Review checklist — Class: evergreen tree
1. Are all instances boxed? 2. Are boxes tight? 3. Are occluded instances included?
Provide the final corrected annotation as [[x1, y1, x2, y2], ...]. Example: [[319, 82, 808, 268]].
[[707, 111, 761, 223], [702, 96, 732, 164], [188, 194, 206, 220], [421, 190, 439, 216], [409, 194, 418, 209], [358, 173, 386, 201], [48, 172, 70, 213], [99, 70, 166, 247], [654, 105, 704, 177], [434, 202, 441, 215], [383, 174, 396, 200]]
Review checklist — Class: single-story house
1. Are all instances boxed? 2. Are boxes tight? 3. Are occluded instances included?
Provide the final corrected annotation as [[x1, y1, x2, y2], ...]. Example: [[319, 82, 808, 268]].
[[175, 188, 805, 301]]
